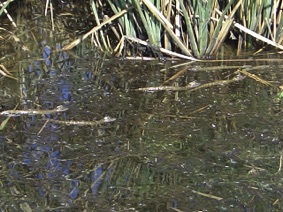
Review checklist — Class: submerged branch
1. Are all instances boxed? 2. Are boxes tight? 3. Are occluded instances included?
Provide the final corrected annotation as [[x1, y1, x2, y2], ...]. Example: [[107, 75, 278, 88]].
[[43, 116, 116, 126], [238, 69, 273, 87], [136, 76, 245, 92]]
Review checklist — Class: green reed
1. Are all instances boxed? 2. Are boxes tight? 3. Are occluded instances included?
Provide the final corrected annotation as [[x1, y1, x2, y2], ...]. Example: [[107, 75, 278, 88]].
[[2, 0, 283, 59], [0, 0, 12, 17]]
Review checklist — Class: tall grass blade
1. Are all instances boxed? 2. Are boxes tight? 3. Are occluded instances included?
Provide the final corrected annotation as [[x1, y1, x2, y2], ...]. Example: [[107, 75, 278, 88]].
[[0, 0, 16, 27], [180, 0, 199, 57], [197, 0, 213, 56], [90, 0, 110, 50], [132, 0, 160, 46], [62, 5, 134, 50], [107, 0, 137, 38], [141, 0, 193, 56], [206, 0, 237, 55]]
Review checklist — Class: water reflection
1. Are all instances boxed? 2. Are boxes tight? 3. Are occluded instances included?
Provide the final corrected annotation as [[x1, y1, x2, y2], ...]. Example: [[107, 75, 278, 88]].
[[1, 52, 283, 210]]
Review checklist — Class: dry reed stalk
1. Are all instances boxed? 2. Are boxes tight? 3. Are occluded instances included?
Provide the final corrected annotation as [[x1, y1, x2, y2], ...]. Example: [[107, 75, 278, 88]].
[[62, 5, 134, 51], [0, 0, 16, 27]]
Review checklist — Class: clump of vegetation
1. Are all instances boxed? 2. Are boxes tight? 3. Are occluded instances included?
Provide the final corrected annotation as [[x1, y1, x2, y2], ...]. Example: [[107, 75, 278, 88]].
[[1, 0, 283, 60]]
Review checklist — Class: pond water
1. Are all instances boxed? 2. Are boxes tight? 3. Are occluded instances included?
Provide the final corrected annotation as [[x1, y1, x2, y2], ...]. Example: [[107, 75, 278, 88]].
[[1, 5, 283, 209], [1, 49, 283, 211]]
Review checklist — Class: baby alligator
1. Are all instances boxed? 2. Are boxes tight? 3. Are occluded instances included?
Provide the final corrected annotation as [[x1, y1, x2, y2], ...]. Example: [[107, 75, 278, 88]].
[[0, 105, 68, 117], [44, 116, 116, 126]]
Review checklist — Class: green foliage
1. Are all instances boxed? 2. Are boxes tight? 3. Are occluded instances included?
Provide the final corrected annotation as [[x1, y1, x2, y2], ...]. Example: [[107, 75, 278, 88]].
[[233, 0, 283, 48], [0, 0, 13, 17], [132, 0, 161, 46], [180, 0, 237, 58], [277, 91, 283, 99], [39, 0, 283, 57], [1, 0, 283, 58], [90, 0, 110, 51], [107, 0, 137, 38]]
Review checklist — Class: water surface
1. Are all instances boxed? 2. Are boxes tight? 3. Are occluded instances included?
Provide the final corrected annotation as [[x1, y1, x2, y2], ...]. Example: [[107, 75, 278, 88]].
[[1, 53, 283, 211], [1, 6, 283, 210]]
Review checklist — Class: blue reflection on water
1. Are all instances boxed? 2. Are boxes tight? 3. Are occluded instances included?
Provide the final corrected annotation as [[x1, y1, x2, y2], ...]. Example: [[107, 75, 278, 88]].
[[91, 165, 103, 194], [43, 46, 51, 66], [1, 40, 116, 206], [69, 179, 80, 200], [84, 70, 92, 80]]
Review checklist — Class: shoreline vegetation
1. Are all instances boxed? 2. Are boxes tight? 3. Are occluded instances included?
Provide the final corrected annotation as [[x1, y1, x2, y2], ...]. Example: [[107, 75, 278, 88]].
[[1, 0, 283, 62]]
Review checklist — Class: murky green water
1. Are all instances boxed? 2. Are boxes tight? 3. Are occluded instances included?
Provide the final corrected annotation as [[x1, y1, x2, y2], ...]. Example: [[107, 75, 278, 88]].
[[1, 4, 283, 210], [1, 51, 283, 211]]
